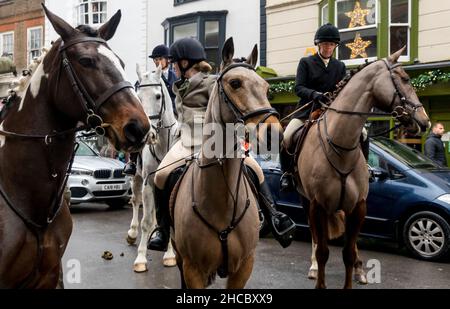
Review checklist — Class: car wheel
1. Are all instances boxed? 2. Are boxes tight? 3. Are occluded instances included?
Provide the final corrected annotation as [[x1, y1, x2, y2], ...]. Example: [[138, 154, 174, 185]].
[[403, 211, 450, 261], [106, 198, 129, 210]]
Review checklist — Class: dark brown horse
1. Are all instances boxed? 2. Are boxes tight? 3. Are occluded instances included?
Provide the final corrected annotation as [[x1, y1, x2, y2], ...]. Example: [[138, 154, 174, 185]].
[[171, 38, 282, 289], [297, 48, 430, 289], [0, 6, 150, 288]]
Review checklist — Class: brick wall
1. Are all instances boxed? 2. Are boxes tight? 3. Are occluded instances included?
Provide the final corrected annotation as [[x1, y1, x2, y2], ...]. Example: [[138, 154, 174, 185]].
[[0, 0, 44, 71]]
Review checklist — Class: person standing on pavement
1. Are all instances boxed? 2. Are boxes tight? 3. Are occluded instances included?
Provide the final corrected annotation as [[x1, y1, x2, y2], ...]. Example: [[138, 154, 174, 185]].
[[425, 122, 448, 167]]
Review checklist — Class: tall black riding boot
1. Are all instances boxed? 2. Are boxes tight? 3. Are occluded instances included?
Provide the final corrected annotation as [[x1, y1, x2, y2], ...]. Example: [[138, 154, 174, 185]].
[[259, 181, 296, 248], [147, 186, 170, 251], [124, 152, 139, 176], [279, 146, 295, 191]]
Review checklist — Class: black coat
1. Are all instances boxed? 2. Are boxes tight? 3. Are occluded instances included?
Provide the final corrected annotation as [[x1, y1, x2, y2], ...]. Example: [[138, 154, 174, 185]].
[[293, 53, 346, 119], [425, 133, 448, 167]]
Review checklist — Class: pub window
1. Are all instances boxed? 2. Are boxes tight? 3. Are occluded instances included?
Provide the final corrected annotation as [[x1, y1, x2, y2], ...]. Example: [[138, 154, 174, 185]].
[[390, 0, 410, 62], [78, 0, 107, 25]]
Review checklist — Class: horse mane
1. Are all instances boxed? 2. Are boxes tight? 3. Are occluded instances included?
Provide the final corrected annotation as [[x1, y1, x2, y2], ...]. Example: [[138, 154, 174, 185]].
[[329, 59, 374, 101], [9, 47, 49, 94]]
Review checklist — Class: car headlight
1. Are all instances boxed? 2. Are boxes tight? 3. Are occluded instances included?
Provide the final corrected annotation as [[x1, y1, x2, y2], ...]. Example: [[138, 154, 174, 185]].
[[437, 194, 450, 204], [70, 168, 94, 176]]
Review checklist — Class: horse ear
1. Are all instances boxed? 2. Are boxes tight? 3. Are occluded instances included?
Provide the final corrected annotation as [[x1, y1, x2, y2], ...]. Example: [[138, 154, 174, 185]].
[[42, 4, 75, 42], [98, 10, 122, 41], [221, 37, 234, 68], [246, 44, 258, 68], [136, 63, 143, 82], [388, 46, 406, 63]]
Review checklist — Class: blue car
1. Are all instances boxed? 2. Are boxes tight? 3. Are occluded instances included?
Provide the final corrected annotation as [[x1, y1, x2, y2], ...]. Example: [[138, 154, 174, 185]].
[[257, 137, 450, 261]]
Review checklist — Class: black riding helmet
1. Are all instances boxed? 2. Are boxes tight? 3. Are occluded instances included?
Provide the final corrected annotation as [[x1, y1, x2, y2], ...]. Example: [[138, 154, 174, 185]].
[[314, 23, 341, 45], [149, 44, 170, 59], [169, 38, 207, 76]]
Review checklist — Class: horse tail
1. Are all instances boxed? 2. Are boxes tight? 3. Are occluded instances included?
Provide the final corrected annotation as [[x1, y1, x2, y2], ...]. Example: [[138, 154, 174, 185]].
[[327, 210, 345, 240]]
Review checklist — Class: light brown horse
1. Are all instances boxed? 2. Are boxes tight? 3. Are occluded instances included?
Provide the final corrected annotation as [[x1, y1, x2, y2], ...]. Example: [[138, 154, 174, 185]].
[[297, 48, 430, 289], [171, 38, 282, 289], [0, 6, 150, 288]]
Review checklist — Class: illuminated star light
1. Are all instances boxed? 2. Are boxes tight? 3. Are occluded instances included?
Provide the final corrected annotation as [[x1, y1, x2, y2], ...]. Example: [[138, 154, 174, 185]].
[[346, 32, 372, 59], [345, 1, 370, 28]]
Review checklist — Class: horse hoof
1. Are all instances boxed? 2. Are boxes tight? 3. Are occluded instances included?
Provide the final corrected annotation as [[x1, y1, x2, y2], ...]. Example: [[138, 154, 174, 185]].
[[134, 263, 148, 273], [127, 236, 137, 245], [355, 274, 368, 285], [308, 269, 318, 280], [163, 258, 177, 267]]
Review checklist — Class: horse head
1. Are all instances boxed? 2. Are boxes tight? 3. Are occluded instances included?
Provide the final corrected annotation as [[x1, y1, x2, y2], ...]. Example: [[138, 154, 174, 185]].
[[218, 37, 283, 152], [372, 47, 430, 134], [43, 5, 150, 152]]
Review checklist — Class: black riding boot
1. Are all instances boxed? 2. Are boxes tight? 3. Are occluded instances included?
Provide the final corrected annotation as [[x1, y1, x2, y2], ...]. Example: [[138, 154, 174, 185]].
[[259, 181, 296, 248], [279, 145, 295, 191], [147, 186, 170, 251], [123, 152, 139, 176]]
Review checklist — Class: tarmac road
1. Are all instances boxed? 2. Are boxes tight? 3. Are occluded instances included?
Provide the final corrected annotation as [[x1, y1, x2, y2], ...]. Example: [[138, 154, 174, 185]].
[[62, 203, 450, 289]]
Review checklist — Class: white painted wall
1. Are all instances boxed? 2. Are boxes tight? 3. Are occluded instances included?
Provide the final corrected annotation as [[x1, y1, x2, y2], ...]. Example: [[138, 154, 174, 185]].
[[44, 0, 147, 82], [146, 0, 261, 71]]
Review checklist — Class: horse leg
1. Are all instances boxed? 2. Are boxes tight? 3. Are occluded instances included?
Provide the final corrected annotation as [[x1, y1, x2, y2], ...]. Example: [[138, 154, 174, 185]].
[[56, 263, 64, 289], [133, 182, 155, 273], [173, 243, 186, 289], [127, 175, 143, 245], [354, 246, 368, 285], [163, 240, 177, 267], [308, 240, 318, 280], [183, 259, 207, 289], [342, 200, 366, 289], [227, 254, 255, 289], [309, 200, 329, 289]]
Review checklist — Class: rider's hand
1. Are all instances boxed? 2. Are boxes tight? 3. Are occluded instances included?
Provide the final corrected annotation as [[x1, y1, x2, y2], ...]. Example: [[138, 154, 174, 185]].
[[312, 91, 330, 104]]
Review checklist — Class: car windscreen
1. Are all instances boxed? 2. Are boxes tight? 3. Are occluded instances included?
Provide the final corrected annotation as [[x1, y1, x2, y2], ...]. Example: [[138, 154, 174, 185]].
[[76, 142, 97, 156], [372, 138, 439, 169]]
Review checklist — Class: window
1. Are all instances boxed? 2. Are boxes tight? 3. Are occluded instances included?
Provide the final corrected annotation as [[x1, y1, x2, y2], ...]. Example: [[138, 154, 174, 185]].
[[78, 0, 107, 25], [336, 0, 377, 66], [28, 27, 42, 64], [163, 11, 227, 73], [0, 32, 14, 60], [390, 0, 410, 62], [321, 3, 329, 25], [174, 0, 199, 6]]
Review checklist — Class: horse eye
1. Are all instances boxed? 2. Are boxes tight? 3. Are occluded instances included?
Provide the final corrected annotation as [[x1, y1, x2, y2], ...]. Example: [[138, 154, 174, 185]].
[[79, 57, 95, 68], [229, 79, 242, 90], [156, 94, 162, 100]]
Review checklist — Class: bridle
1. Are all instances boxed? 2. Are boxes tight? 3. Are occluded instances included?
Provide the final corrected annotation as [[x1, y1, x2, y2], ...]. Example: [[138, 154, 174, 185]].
[[0, 36, 135, 288], [59, 37, 134, 136], [136, 82, 177, 164], [217, 63, 279, 126]]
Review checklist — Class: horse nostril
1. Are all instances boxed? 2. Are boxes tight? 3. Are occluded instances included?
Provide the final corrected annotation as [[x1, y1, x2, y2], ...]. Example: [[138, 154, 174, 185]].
[[124, 121, 145, 145]]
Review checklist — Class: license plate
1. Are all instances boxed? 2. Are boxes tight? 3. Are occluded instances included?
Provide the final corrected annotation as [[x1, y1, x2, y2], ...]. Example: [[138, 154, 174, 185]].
[[102, 184, 123, 191]]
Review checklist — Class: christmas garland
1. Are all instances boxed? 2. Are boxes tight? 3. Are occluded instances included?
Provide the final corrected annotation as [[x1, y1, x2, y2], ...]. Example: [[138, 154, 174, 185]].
[[268, 80, 296, 98], [411, 70, 450, 92]]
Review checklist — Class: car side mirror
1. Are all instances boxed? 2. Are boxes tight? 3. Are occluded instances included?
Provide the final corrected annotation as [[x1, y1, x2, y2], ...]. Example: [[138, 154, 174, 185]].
[[369, 166, 389, 182]]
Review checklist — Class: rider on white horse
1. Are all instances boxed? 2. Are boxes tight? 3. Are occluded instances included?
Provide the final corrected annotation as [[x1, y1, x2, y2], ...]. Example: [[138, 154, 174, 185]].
[[147, 38, 296, 252]]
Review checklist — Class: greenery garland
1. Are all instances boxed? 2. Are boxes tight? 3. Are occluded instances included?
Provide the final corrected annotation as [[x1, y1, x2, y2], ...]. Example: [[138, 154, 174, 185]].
[[410, 70, 450, 92], [267, 70, 450, 98]]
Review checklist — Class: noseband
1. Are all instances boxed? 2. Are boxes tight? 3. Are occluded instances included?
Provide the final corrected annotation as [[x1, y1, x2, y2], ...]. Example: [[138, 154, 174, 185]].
[[59, 37, 134, 136], [217, 63, 279, 125]]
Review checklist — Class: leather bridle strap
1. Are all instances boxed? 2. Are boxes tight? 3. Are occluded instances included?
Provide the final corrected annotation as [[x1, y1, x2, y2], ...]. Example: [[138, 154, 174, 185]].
[[95, 81, 134, 109]]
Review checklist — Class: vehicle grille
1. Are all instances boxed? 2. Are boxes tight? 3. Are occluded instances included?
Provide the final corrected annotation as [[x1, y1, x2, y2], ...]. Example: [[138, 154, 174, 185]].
[[70, 187, 88, 198], [94, 169, 112, 179], [113, 169, 125, 179], [92, 190, 127, 197]]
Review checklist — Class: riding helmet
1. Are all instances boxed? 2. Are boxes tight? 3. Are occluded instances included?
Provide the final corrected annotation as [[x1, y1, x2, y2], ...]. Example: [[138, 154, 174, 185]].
[[314, 23, 341, 45], [168, 38, 207, 63], [149, 44, 170, 59]]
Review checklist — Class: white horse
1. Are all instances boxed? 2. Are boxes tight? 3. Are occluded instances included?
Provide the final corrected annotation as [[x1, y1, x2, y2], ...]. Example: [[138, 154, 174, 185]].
[[127, 64, 179, 272]]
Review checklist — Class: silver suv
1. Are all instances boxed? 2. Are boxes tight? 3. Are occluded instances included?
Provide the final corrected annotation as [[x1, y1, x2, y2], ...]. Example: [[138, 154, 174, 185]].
[[68, 140, 132, 208]]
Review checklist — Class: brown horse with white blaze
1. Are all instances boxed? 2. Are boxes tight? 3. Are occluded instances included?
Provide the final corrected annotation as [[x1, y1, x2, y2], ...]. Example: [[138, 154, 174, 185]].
[[0, 6, 150, 288], [297, 48, 430, 289]]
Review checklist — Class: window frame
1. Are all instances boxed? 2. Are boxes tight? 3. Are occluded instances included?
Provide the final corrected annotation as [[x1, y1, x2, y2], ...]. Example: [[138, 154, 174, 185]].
[[77, 0, 108, 26], [389, 0, 411, 62], [163, 11, 228, 73], [27, 26, 43, 64], [0, 31, 14, 60]]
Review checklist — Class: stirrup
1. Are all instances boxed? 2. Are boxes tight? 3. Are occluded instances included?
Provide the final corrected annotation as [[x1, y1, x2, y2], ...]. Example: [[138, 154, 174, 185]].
[[271, 214, 296, 248]]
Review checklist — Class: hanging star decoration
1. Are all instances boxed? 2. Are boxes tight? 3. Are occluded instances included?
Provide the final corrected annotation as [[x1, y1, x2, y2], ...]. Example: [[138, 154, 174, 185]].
[[346, 32, 372, 58], [345, 1, 370, 28]]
